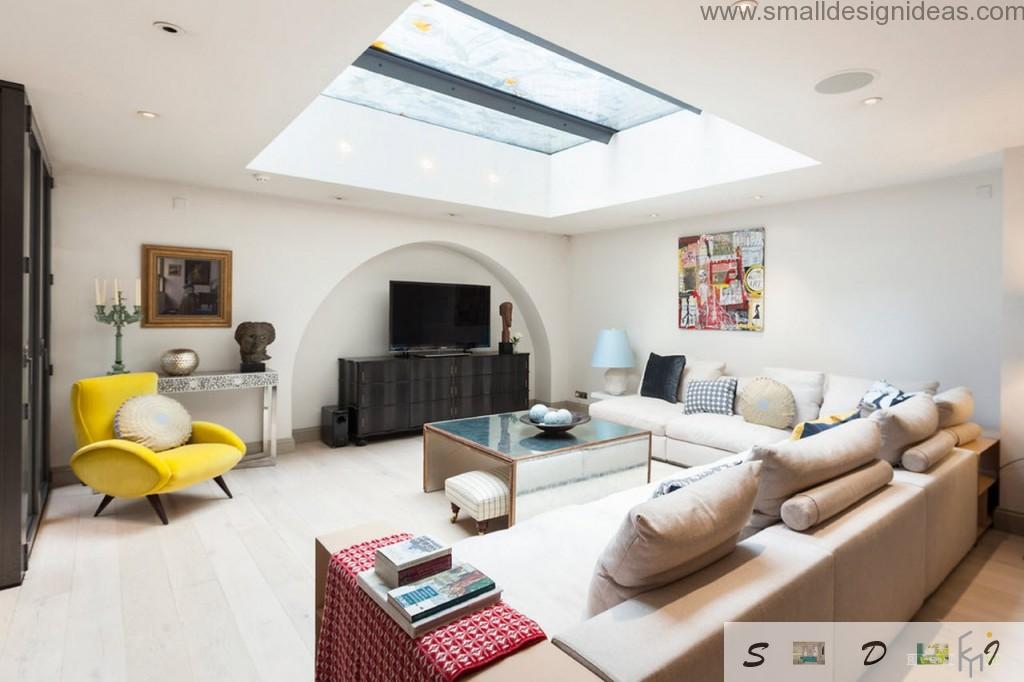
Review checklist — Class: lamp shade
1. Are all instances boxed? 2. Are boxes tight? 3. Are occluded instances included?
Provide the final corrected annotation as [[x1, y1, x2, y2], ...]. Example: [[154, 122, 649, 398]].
[[591, 329, 634, 369]]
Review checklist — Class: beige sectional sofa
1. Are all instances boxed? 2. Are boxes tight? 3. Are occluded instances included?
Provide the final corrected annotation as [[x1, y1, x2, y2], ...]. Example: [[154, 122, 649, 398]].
[[589, 360, 939, 467], [450, 445, 978, 681], [315, 362, 982, 681]]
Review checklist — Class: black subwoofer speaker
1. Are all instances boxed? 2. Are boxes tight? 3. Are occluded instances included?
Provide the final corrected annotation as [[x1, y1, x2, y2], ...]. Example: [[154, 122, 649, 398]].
[[320, 405, 349, 447]]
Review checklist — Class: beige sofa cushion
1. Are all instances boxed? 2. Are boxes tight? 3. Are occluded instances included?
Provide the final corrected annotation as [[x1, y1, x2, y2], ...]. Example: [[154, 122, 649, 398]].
[[588, 395, 682, 437], [902, 430, 957, 473], [820, 375, 939, 417], [665, 413, 789, 453], [748, 418, 881, 519], [763, 367, 825, 426], [587, 462, 761, 616], [819, 374, 874, 417], [869, 393, 939, 464], [934, 386, 974, 428], [781, 460, 893, 531]]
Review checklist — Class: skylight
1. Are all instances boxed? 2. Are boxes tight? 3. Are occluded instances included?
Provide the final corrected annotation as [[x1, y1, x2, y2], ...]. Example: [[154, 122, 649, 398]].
[[320, 0, 697, 154]]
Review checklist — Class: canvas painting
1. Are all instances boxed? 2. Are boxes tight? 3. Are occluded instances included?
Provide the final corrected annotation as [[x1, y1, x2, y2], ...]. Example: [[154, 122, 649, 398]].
[[678, 228, 764, 331]]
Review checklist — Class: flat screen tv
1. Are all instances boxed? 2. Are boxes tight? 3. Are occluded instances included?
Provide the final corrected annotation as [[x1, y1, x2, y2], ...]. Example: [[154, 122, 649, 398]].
[[389, 281, 491, 352]]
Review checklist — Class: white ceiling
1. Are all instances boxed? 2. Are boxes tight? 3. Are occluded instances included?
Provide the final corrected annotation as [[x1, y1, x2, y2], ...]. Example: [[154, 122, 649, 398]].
[[1, 0, 1020, 234]]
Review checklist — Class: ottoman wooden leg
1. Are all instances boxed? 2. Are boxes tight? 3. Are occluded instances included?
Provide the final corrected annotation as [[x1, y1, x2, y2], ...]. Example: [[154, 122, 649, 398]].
[[450, 503, 460, 523], [476, 520, 489, 535]]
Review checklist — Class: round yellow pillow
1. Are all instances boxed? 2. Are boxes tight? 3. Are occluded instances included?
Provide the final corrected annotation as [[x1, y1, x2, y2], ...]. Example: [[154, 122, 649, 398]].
[[737, 377, 796, 429]]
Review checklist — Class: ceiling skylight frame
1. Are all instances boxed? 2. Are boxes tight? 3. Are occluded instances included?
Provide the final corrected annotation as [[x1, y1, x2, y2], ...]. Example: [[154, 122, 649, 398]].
[[352, 47, 616, 143], [436, 0, 700, 117], [323, 0, 702, 153]]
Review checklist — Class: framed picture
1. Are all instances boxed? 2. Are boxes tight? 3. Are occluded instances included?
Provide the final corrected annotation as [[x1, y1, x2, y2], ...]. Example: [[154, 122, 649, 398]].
[[142, 244, 232, 327], [678, 227, 764, 332]]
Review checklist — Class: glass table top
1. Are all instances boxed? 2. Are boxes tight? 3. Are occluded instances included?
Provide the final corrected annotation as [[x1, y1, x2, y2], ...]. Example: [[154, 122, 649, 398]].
[[426, 411, 648, 459]]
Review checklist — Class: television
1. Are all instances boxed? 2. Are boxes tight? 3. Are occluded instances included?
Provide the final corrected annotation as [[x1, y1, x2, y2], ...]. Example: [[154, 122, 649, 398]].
[[389, 281, 491, 352]]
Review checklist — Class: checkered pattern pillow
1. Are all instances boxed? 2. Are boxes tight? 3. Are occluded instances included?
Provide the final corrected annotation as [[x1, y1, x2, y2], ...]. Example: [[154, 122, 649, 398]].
[[684, 377, 738, 415]]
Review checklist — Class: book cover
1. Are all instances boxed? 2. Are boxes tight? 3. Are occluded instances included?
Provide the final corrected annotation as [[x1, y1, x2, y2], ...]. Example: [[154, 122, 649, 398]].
[[357, 569, 502, 638], [376, 535, 450, 571], [387, 564, 495, 622]]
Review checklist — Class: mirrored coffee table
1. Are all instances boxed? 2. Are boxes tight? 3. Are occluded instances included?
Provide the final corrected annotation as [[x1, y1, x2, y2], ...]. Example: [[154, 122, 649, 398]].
[[423, 411, 651, 525]]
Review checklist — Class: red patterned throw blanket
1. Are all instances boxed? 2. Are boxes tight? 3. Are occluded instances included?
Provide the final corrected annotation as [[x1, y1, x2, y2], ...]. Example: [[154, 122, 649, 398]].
[[316, 533, 546, 682]]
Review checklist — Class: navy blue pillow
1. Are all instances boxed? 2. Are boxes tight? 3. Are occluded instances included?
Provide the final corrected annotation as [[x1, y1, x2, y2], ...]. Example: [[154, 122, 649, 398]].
[[640, 353, 686, 403]]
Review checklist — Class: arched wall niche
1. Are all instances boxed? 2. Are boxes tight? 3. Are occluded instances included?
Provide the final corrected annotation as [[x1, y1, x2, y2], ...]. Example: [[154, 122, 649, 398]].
[[291, 241, 553, 429]]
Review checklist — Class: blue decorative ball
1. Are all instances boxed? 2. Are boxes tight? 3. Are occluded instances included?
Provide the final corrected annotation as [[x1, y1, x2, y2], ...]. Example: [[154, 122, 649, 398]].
[[542, 410, 562, 425], [529, 404, 550, 422], [554, 408, 573, 424]]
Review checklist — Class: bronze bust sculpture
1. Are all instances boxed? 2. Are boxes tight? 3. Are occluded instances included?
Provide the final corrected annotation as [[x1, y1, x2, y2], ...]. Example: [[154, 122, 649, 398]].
[[234, 321, 276, 370]]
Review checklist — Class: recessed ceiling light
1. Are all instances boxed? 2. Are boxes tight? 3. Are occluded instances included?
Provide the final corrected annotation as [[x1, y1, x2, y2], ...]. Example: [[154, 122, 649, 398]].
[[732, 0, 759, 8], [487, 172, 500, 184], [337, 140, 353, 154], [753, 194, 764, 200], [152, 21, 183, 35], [648, 213, 660, 218], [253, 173, 270, 183], [136, 110, 159, 119], [862, 96, 884, 106], [419, 158, 434, 170], [814, 69, 877, 95]]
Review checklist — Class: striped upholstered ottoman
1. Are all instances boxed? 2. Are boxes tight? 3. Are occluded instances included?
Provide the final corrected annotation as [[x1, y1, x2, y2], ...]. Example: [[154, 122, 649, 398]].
[[444, 469, 510, 534]]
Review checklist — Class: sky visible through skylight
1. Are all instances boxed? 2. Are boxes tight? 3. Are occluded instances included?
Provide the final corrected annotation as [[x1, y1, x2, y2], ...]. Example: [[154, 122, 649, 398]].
[[320, 0, 687, 153]]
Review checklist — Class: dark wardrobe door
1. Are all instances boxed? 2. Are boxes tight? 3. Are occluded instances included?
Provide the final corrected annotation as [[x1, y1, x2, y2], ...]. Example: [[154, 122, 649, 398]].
[[1, 81, 52, 588]]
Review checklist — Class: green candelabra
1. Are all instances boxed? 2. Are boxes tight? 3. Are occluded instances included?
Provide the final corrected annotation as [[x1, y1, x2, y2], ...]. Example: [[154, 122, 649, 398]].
[[95, 290, 142, 375]]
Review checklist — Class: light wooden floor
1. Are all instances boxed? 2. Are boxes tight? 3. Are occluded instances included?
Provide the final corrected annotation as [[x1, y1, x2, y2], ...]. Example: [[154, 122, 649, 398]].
[[0, 437, 1021, 681]]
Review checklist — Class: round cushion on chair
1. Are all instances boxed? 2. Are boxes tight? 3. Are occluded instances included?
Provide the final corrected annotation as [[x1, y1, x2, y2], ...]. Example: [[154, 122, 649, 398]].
[[114, 395, 192, 451], [737, 377, 797, 429]]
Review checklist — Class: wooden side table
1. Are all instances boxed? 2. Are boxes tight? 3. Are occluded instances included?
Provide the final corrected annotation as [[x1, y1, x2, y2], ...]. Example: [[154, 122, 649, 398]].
[[959, 437, 999, 539]]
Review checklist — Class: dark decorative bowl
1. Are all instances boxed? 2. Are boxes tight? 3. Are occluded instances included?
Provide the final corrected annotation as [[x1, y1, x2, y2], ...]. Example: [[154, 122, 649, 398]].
[[519, 411, 591, 434]]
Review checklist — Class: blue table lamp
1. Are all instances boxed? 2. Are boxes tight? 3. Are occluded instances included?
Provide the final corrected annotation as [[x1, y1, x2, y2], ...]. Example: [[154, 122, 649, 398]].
[[591, 329, 634, 395]]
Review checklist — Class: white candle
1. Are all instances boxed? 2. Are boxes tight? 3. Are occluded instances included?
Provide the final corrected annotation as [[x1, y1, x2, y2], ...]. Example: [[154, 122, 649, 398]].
[[135, 278, 142, 309], [94, 278, 101, 306], [113, 277, 120, 305]]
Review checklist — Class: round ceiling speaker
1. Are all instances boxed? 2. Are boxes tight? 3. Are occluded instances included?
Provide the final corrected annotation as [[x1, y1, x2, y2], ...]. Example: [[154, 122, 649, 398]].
[[814, 70, 877, 95]]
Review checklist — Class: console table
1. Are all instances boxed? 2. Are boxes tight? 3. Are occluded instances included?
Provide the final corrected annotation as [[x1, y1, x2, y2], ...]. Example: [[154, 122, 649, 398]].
[[158, 369, 279, 468]]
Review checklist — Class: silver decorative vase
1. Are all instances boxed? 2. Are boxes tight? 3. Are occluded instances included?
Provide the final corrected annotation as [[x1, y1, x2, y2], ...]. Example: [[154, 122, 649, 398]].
[[160, 348, 199, 376]]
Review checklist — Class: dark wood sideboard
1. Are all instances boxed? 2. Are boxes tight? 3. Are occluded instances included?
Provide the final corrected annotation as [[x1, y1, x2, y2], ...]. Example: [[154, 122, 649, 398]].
[[339, 353, 529, 444]]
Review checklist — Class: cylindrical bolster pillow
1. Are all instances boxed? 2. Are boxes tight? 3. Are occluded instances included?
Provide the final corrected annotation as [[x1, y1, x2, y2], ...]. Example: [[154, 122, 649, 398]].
[[934, 386, 974, 428], [902, 430, 957, 472], [780, 460, 893, 531], [945, 422, 982, 445]]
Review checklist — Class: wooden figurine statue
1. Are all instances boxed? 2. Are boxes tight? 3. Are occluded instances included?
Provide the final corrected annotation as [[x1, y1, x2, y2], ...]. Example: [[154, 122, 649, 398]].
[[499, 302, 513, 354]]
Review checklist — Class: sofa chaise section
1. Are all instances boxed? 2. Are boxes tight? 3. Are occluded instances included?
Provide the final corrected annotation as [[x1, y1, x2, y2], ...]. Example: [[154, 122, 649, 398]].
[[552, 530, 835, 682], [664, 414, 789, 466]]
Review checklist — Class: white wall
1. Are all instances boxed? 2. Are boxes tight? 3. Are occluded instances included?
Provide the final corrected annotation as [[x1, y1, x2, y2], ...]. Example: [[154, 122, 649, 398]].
[[51, 170, 571, 468], [1000, 147, 1024, 522], [292, 244, 536, 430], [569, 172, 1003, 428]]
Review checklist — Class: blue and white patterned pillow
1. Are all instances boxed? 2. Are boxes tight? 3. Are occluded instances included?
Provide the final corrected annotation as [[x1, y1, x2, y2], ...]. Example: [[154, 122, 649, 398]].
[[684, 377, 738, 415], [653, 457, 743, 497], [859, 380, 917, 416]]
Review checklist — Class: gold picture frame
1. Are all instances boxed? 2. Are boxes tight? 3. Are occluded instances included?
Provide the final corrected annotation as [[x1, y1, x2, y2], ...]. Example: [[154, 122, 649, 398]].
[[141, 244, 232, 328]]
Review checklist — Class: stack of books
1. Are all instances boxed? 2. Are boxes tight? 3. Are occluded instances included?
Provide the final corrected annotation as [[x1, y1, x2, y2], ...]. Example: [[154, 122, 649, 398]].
[[357, 535, 502, 637]]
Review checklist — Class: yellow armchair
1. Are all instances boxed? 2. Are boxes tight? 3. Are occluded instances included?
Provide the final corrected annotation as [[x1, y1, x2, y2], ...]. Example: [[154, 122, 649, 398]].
[[70, 372, 245, 524]]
